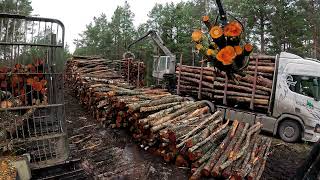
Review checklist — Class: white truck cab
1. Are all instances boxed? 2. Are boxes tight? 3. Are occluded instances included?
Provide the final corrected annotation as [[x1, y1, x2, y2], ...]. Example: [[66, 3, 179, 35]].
[[270, 52, 320, 142]]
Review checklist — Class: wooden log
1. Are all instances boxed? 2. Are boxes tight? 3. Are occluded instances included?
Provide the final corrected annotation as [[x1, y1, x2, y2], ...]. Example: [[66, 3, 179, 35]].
[[235, 136, 263, 178], [201, 120, 238, 176], [178, 65, 273, 88], [151, 101, 204, 127], [212, 122, 245, 177], [188, 119, 230, 153], [128, 96, 184, 112], [244, 71, 273, 79], [241, 75, 273, 88], [150, 105, 206, 132], [180, 76, 214, 89], [184, 117, 223, 149], [229, 123, 250, 159], [179, 111, 222, 142], [189, 162, 206, 180], [249, 61, 275, 66], [180, 76, 269, 96], [249, 55, 276, 61], [247, 138, 272, 180], [139, 103, 190, 124], [219, 122, 262, 171], [246, 65, 275, 73], [175, 154, 188, 167], [140, 102, 181, 112], [191, 128, 229, 167], [214, 77, 271, 93], [179, 85, 270, 100], [214, 95, 269, 106]]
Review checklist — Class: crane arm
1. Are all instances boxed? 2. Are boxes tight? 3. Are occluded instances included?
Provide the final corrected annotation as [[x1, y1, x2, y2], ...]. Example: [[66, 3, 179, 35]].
[[127, 30, 174, 58], [216, 0, 227, 25]]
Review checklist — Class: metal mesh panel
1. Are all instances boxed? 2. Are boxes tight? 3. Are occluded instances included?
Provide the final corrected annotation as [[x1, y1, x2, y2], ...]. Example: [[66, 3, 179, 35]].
[[0, 13, 67, 169]]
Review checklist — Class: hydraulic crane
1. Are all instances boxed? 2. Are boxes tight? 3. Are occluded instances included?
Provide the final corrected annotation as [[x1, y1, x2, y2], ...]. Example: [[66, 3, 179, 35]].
[[127, 30, 176, 90]]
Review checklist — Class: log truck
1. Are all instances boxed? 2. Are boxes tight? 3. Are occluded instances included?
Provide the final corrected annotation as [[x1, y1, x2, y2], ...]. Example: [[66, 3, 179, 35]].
[[128, 0, 320, 143]]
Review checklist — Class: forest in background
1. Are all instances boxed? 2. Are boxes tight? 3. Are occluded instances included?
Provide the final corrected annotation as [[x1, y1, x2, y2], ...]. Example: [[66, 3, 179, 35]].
[[1, 0, 319, 85], [72, 0, 319, 84]]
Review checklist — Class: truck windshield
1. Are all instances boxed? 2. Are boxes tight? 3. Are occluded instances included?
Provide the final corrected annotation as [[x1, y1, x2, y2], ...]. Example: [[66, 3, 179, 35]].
[[288, 75, 320, 100]]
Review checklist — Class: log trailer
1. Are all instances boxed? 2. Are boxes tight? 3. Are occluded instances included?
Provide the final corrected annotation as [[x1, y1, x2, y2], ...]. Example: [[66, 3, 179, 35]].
[[128, 29, 320, 143], [0, 13, 69, 179], [133, 0, 320, 143], [177, 52, 320, 143]]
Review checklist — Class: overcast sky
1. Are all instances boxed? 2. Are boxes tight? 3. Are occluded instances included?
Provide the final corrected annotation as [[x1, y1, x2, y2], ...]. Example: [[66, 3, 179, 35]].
[[31, 0, 185, 52]]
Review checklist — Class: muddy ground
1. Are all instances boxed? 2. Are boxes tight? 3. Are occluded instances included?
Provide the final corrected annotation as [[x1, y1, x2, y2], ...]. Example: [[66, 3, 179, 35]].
[[65, 88, 189, 180], [64, 87, 312, 180]]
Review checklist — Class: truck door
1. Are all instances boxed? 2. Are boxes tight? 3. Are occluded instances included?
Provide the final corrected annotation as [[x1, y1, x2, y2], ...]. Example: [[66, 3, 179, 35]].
[[287, 75, 320, 141]]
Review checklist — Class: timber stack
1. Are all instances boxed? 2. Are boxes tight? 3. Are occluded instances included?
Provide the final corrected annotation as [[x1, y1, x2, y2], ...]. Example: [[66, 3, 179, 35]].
[[66, 56, 145, 88], [177, 55, 275, 113], [121, 58, 145, 87], [66, 56, 272, 180]]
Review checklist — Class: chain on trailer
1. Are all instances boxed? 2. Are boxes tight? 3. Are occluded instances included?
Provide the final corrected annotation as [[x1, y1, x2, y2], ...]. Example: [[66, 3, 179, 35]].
[[0, 13, 68, 169]]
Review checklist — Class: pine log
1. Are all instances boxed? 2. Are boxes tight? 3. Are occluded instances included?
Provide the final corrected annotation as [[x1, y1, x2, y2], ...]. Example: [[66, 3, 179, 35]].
[[138, 103, 188, 124], [248, 138, 272, 180], [180, 76, 214, 89], [184, 117, 223, 150], [128, 96, 184, 112], [179, 111, 222, 142], [244, 71, 273, 79], [151, 109, 198, 133], [189, 162, 206, 180], [178, 65, 273, 88], [214, 95, 269, 106], [219, 122, 262, 170], [246, 66, 274, 73], [140, 102, 181, 112], [229, 123, 250, 159], [249, 55, 276, 60], [235, 136, 263, 178], [201, 120, 238, 176], [180, 76, 269, 96], [249, 61, 275, 66], [188, 119, 230, 153], [191, 128, 229, 167], [151, 102, 204, 127], [179, 85, 269, 100], [212, 122, 245, 177]]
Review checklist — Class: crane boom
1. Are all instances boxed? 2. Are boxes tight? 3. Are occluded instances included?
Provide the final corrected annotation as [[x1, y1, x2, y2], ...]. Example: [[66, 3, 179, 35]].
[[127, 30, 176, 80], [128, 30, 174, 58]]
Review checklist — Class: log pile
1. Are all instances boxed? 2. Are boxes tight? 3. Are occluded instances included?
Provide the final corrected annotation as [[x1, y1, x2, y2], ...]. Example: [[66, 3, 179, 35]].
[[0, 59, 49, 107], [66, 58, 272, 180], [177, 55, 275, 112], [66, 56, 145, 88], [121, 59, 145, 87]]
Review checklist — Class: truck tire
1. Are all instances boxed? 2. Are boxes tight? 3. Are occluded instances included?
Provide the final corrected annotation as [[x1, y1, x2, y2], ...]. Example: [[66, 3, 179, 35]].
[[278, 120, 301, 143]]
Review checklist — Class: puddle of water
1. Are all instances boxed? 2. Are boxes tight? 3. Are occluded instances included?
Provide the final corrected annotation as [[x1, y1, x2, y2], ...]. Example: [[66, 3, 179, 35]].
[[123, 144, 144, 163]]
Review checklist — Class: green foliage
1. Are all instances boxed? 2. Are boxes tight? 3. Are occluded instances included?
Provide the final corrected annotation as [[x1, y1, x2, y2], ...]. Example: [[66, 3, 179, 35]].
[[74, 0, 320, 85], [0, 0, 33, 15], [224, 0, 319, 58], [74, 1, 136, 59]]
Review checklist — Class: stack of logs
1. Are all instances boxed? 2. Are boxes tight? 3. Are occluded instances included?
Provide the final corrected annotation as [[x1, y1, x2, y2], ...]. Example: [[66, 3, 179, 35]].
[[121, 59, 145, 87], [66, 56, 145, 87], [177, 55, 275, 112], [66, 57, 272, 180]]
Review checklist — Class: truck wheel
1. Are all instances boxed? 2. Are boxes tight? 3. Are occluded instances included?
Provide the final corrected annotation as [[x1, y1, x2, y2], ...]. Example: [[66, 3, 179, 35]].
[[278, 120, 301, 143]]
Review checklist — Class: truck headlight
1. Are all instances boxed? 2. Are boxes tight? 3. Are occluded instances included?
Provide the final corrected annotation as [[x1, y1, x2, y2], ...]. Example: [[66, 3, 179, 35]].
[[315, 124, 320, 133]]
